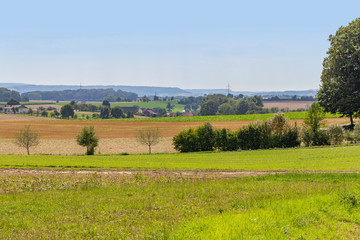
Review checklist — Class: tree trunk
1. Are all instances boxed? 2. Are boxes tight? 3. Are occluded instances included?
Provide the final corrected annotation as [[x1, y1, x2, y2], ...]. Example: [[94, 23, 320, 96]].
[[27, 147, 30, 155], [350, 114, 354, 127], [148, 145, 151, 154]]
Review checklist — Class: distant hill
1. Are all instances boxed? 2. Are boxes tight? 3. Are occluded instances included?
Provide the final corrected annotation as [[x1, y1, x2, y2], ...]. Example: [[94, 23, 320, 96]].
[[21, 89, 138, 101], [1, 83, 190, 97], [0, 83, 318, 98]]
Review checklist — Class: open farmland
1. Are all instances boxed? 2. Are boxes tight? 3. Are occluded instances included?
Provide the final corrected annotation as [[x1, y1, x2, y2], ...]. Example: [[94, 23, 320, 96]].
[[263, 100, 314, 110], [2, 137, 360, 239], [0, 171, 360, 238], [0, 114, 347, 155]]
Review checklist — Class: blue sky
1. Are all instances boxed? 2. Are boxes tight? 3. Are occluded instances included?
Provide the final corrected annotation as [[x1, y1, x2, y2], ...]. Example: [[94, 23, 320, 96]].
[[0, 0, 359, 91]]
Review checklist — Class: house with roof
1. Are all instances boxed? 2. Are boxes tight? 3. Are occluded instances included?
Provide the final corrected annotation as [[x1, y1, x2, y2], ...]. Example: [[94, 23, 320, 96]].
[[0, 105, 29, 114]]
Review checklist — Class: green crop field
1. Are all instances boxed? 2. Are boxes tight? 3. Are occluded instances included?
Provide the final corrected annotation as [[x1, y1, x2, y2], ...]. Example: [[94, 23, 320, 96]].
[[1, 173, 360, 239], [1, 145, 360, 171]]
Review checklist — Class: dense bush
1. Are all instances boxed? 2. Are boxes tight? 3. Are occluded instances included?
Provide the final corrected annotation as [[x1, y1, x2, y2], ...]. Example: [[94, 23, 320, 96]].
[[196, 123, 216, 151], [302, 129, 329, 147], [327, 124, 344, 145], [173, 116, 300, 153], [173, 128, 200, 152], [214, 128, 239, 151]]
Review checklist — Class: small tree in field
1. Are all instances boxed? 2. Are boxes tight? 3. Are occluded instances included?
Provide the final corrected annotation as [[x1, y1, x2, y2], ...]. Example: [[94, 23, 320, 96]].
[[15, 125, 40, 155], [76, 126, 99, 155], [136, 128, 162, 154]]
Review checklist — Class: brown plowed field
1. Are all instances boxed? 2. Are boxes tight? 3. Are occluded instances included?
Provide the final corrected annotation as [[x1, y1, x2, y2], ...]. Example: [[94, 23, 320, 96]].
[[0, 118, 347, 139], [0, 117, 347, 154]]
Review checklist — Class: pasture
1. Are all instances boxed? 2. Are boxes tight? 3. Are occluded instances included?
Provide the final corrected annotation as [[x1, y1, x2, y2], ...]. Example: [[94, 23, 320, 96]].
[[1, 141, 360, 239], [0, 171, 359, 239], [1, 145, 360, 171]]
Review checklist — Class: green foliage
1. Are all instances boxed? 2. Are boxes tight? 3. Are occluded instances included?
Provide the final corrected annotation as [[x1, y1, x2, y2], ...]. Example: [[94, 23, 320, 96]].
[[327, 124, 344, 145], [304, 103, 326, 133], [214, 128, 239, 151], [318, 18, 360, 125], [100, 106, 110, 119], [6, 98, 20, 105], [0, 88, 21, 102], [60, 104, 74, 119], [238, 121, 271, 150], [76, 126, 99, 155], [302, 129, 329, 147], [173, 128, 200, 152], [302, 103, 329, 146], [174, 116, 300, 153], [200, 94, 264, 116], [22, 88, 138, 101], [110, 106, 124, 118], [196, 122, 216, 151], [217, 103, 234, 115]]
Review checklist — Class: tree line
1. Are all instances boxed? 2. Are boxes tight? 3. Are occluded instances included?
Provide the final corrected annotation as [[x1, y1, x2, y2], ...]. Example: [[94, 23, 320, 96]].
[[21, 88, 138, 101]]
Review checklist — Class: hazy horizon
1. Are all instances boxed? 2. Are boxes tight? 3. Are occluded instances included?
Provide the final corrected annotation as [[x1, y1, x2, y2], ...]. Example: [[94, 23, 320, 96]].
[[1, 0, 360, 91]]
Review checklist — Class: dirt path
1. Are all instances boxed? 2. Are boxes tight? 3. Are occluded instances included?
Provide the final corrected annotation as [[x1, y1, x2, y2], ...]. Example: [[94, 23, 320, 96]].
[[1, 168, 359, 179]]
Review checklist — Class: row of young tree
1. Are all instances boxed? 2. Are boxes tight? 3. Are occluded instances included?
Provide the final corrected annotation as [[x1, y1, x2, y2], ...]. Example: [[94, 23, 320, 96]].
[[15, 125, 162, 155], [173, 103, 356, 152]]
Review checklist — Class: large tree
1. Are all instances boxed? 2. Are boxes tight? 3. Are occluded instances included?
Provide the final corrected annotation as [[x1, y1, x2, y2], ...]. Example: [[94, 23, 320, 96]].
[[318, 18, 360, 126]]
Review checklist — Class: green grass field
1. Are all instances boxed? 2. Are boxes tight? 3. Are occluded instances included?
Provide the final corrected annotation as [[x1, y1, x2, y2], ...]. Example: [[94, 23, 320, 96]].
[[1, 145, 360, 171], [1, 173, 360, 239], [2, 146, 360, 239]]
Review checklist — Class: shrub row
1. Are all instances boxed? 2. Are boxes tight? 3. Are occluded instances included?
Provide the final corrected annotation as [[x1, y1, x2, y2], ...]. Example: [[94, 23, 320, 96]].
[[173, 114, 301, 152]]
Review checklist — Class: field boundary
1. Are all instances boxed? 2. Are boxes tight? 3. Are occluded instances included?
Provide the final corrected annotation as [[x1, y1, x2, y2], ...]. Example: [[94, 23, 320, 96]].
[[1, 168, 359, 179]]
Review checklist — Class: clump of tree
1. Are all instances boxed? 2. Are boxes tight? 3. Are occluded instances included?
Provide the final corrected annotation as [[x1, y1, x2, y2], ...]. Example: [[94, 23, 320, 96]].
[[136, 128, 162, 154], [60, 104, 75, 119], [318, 18, 360, 127], [301, 103, 329, 146], [199, 94, 264, 116], [7, 98, 20, 105], [76, 126, 99, 155], [0, 88, 22, 102], [14, 125, 40, 155], [173, 113, 300, 152]]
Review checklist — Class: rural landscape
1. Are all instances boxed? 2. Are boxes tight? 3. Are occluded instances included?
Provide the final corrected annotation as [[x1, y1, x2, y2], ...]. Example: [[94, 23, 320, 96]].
[[1, 1, 360, 239]]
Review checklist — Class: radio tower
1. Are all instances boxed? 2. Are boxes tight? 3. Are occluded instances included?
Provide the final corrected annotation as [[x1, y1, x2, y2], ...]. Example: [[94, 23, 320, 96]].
[[227, 83, 231, 95]]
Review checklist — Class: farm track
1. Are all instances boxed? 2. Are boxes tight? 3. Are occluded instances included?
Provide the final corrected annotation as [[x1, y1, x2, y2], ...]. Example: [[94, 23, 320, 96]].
[[1, 168, 359, 179]]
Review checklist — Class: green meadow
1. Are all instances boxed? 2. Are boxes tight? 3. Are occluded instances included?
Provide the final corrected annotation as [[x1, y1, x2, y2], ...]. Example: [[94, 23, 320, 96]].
[[1, 145, 360, 239], [1, 145, 360, 171], [1, 173, 360, 239]]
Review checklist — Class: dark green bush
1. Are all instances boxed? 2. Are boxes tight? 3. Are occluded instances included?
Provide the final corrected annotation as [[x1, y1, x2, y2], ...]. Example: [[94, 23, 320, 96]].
[[215, 128, 239, 151], [173, 128, 200, 152], [196, 122, 216, 151], [238, 122, 271, 150]]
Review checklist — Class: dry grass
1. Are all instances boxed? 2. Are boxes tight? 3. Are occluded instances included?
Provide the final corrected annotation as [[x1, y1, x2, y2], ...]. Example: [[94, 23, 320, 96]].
[[0, 137, 176, 155], [263, 101, 314, 110]]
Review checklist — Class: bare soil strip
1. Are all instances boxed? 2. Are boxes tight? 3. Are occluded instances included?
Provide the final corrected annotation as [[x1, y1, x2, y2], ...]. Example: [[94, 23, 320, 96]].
[[1, 168, 358, 179]]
